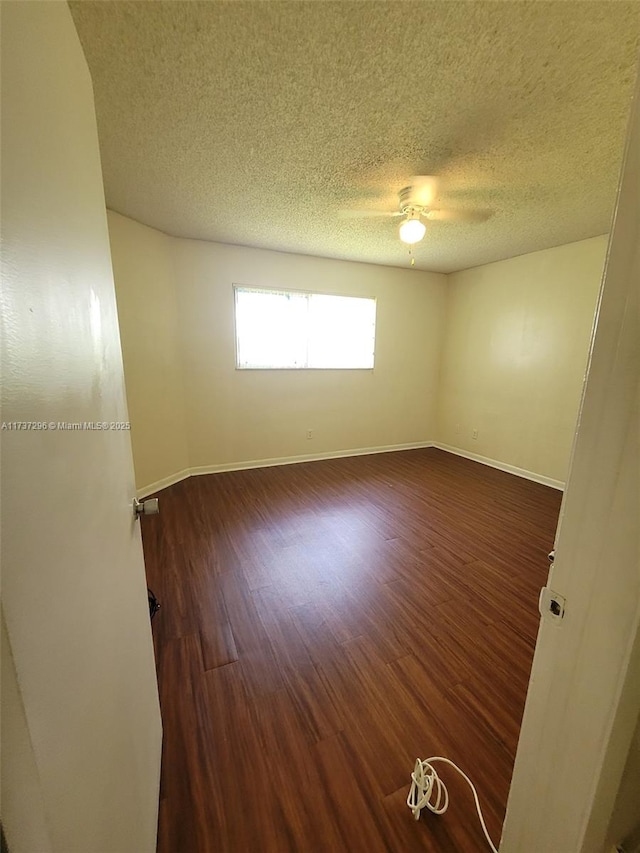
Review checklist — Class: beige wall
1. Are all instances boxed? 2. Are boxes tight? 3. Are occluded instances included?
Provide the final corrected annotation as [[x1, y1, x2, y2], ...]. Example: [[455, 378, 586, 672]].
[[108, 214, 448, 491], [437, 236, 607, 484], [173, 239, 447, 471], [107, 214, 606, 493], [107, 211, 189, 489]]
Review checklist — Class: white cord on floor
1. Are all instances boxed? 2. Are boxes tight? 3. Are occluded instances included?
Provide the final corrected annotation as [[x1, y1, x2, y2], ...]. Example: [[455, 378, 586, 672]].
[[407, 757, 499, 853]]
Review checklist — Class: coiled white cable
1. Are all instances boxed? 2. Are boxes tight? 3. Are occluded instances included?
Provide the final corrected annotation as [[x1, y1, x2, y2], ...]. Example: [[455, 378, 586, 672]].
[[407, 757, 499, 853]]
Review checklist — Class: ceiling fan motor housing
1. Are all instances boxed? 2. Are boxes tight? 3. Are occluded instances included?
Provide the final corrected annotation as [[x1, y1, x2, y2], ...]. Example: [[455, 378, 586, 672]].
[[399, 186, 425, 215]]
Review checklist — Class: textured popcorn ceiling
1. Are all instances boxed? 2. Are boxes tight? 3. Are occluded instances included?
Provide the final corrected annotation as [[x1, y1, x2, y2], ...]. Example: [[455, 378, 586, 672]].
[[70, 1, 640, 273]]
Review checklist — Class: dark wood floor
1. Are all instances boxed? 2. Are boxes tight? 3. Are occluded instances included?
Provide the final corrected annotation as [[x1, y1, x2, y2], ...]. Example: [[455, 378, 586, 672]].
[[141, 448, 561, 853]]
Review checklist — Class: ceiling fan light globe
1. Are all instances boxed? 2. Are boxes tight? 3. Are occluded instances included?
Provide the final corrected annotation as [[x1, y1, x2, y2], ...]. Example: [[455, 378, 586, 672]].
[[399, 218, 426, 244]]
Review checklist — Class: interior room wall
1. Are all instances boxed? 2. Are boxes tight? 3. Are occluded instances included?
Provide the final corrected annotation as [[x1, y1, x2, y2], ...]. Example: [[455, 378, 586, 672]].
[[107, 211, 189, 490], [172, 238, 447, 474], [107, 214, 606, 494], [436, 235, 607, 486], [106, 213, 448, 492]]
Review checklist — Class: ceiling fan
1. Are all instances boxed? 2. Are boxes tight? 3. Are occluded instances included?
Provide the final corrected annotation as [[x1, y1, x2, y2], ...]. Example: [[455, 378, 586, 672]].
[[339, 176, 491, 245]]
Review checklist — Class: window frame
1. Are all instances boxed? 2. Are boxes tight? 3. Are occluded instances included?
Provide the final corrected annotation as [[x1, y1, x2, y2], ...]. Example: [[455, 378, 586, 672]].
[[232, 284, 377, 371]]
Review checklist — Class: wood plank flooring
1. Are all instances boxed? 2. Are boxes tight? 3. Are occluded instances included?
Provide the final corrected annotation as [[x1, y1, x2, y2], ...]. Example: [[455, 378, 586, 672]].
[[141, 448, 561, 852]]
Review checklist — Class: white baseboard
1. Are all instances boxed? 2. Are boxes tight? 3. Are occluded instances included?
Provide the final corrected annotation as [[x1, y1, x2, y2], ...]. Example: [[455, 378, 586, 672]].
[[189, 441, 434, 477], [137, 441, 433, 497], [136, 468, 191, 498], [137, 440, 565, 497], [432, 442, 565, 491]]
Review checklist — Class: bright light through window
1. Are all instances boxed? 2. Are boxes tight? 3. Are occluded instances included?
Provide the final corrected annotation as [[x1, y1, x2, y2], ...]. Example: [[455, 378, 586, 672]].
[[234, 286, 376, 369]]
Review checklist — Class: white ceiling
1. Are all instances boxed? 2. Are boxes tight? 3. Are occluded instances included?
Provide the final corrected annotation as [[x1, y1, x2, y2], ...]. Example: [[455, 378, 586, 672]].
[[70, 1, 640, 273]]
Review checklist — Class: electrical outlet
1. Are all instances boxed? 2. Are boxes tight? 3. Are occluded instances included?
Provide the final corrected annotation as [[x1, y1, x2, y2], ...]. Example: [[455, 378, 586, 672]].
[[455, 423, 461, 435], [306, 429, 313, 440], [472, 428, 478, 440]]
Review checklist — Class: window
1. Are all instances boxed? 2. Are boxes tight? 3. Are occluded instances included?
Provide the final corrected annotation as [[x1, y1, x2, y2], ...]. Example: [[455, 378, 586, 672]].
[[234, 286, 376, 369]]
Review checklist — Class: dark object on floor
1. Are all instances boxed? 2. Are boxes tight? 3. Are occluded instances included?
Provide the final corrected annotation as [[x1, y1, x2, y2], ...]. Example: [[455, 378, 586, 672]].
[[148, 588, 160, 621]]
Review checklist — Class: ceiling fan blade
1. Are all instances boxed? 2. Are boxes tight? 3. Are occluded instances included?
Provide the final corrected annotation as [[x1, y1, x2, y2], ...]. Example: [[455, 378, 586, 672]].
[[425, 208, 492, 222], [337, 209, 401, 219], [409, 175, 440, 207]]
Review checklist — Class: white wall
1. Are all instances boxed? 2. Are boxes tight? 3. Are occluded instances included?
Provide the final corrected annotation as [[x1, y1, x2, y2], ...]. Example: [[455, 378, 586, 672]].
[[437, 236, 607, 485], [107, 211, 189, 489], [173, 238, 447, 472], [1, 4, 161, 851]]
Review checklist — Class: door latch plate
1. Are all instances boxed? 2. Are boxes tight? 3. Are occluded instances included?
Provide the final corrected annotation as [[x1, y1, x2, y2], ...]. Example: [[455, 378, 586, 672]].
[[539, 587, 566, 623]]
